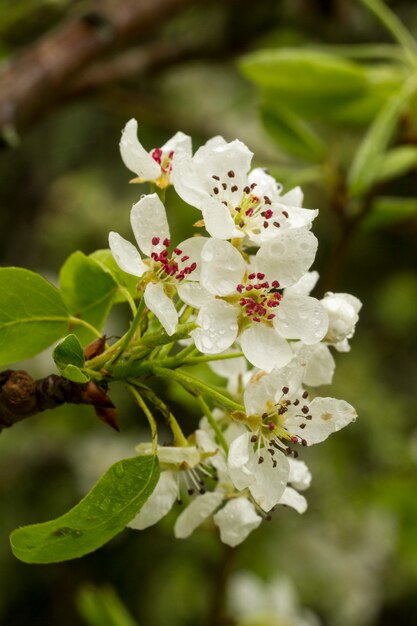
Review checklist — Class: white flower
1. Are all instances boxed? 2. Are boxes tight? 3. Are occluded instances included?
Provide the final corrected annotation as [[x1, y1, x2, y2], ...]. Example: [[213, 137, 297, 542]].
[[172, 137, 318, 242], [321, 292, 362, 351], [191, 237, 328, 371], [109, 193, 207, 335], [227, 363, 356, 511], [213, 497, 262, 547], [227, 571, 321, 626], [120, 118, 191, 188]]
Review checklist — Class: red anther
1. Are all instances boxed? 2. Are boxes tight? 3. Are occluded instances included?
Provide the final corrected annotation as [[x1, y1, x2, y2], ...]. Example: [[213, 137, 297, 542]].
[[291, 436, 299, 444], [253, 317, 261, 322], [237, 284, 244, 293], [268, 422, 275, 431], [252, 196, 259, 203], [267, 313, 276, 320], [263, 209, 273, 219], [181, 255, 189, 262], [272, 280, 280, 288], [257, 272, 265, 280], [245, 208, 254, 216], [174, 248, 182, 255], [152, 236, 160, 245], [248, 272, 256, 280], [168, 150, 174, 158], [151, 148, 162, 164], [189, 262, 197, 271], [151, 252, 158, 261], [163, 238, 170, 247]]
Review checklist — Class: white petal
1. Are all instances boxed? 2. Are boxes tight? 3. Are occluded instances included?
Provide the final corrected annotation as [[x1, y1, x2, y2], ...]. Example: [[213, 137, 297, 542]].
[[175, 236, 209, 280], [321, 292, 362, 346], [228, 432, 254, 491], [192, 300, 239, 354], [279, 486, 307, 514], [284, 271, 319, 297], [162, 131, 192, 155], [128, 470, 177, 530], [255, 228, 318, 288], [174, 491, 224, 538], [294, 342, 335, 387], [135, 443, 200, 468], [281, 205, 318, 230], [213, 498, 262, 547], [248, 168, 282, 201], [201, 197, 241, 239], [280, 186, 304, 207], [171, 150, 210, 209], [177, 283, 212, 308], [274, 295, 328, 344], [243, 369, 286, 416], [285, 397, 357, 445], [130, 193, 170, 257], [195, 139, 253, 191], [144, 282, 178, 336], [288, 458, 312, 491], [108, 231, 147, 277], [240, 325, 292, 372], [246, 449, 289, 512], [119, 119, 160, 179], [200, 239, 246, 296]]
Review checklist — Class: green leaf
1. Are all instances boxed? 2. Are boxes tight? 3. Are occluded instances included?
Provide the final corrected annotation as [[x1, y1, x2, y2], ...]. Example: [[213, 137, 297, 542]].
[[369, 145, 417, 185], [261, 103, 326, 162], [10, 455, 160, 564], [60, 252, 118, 342], [78, 585, 139, 626], [89, 249, 139, 304], [0, 267, 69, 366], [54, 333, 85, 369], [53, 334, 90, 382], [362, 196, 417, 229], [348, 76, 417, 196], [240, 48, 367, 99]]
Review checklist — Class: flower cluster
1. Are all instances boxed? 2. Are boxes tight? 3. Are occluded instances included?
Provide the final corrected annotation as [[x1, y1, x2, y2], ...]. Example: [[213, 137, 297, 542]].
[[110, 119, 361, 546]]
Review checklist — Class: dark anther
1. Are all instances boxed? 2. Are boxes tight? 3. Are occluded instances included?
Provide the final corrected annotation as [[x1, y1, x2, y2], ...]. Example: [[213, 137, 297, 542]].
[[231, 185, 238, 192], [213, 187, 219, 194], [212, 175, 220, 180], [301, 406, 309, 414], [250, 434, 258, 442], [282, 386, 289, 394], [227, 170, 235, 178], [222, 183, 227, 190], [299, 423, 306, 429], [258, 456, 264, 464], [302, 391, 309, 399]]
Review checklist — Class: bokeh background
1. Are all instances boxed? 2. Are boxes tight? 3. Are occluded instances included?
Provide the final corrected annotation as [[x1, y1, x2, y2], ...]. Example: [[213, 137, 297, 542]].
[[0, 1, 416, 625]]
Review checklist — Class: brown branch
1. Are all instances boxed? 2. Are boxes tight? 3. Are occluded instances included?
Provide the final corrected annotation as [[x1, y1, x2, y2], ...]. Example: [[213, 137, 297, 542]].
[[0, 0, 194, 137], [0, 370, 119, 432]]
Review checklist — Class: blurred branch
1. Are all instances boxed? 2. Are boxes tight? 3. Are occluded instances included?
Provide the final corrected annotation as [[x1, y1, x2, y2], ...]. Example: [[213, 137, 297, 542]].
[[0, 0, 195, 139], [0, 370, 118, 432]]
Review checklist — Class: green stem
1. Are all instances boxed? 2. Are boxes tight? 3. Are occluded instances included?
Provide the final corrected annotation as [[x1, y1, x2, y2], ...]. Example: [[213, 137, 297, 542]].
[[197, 396, 228, 454], [360, 0, 417, 63], [129, 386, 158, 454], [153, 366, 244, 413], [107, 299, 145, 366], [181, 352, 244, 367], [69, 316, 102, 339], [120, 288, 137, 316], [132, 382, 188, 447]]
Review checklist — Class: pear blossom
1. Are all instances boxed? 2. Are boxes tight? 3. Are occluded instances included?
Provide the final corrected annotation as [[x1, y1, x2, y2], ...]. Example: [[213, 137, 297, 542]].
[[321, 292, 362, 351], [172, 136, 318, 242], [109, 193, 207, 335], [191, 236, 328, 371], [120, 118, 191, 188], [227, 363, 357, 511]]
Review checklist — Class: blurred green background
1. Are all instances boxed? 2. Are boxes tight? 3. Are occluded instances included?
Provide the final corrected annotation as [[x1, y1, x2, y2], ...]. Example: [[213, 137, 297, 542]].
[[0, 0, 416, 625]]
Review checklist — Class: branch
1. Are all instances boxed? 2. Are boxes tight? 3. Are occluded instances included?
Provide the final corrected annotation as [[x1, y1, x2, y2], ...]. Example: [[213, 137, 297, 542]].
[[0, 0, 193, 138], [0, 370, 119, 432]]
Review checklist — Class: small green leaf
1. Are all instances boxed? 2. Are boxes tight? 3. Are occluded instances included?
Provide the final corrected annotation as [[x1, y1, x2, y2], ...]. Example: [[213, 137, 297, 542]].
[[60, 252, 118, 342], [348, 76, 417, 196], [0, 267, 69, 366], [362, 196, 417, 229], [61, 364, 90, 383], [240, 48, 367, 98], [54, 333, 85, 369], [78, 585, 139, 626], [261, 104, 326, 162], [10, 455, 159, 563], [89, 249, 139, 304], [369, 145, 417, 185]]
